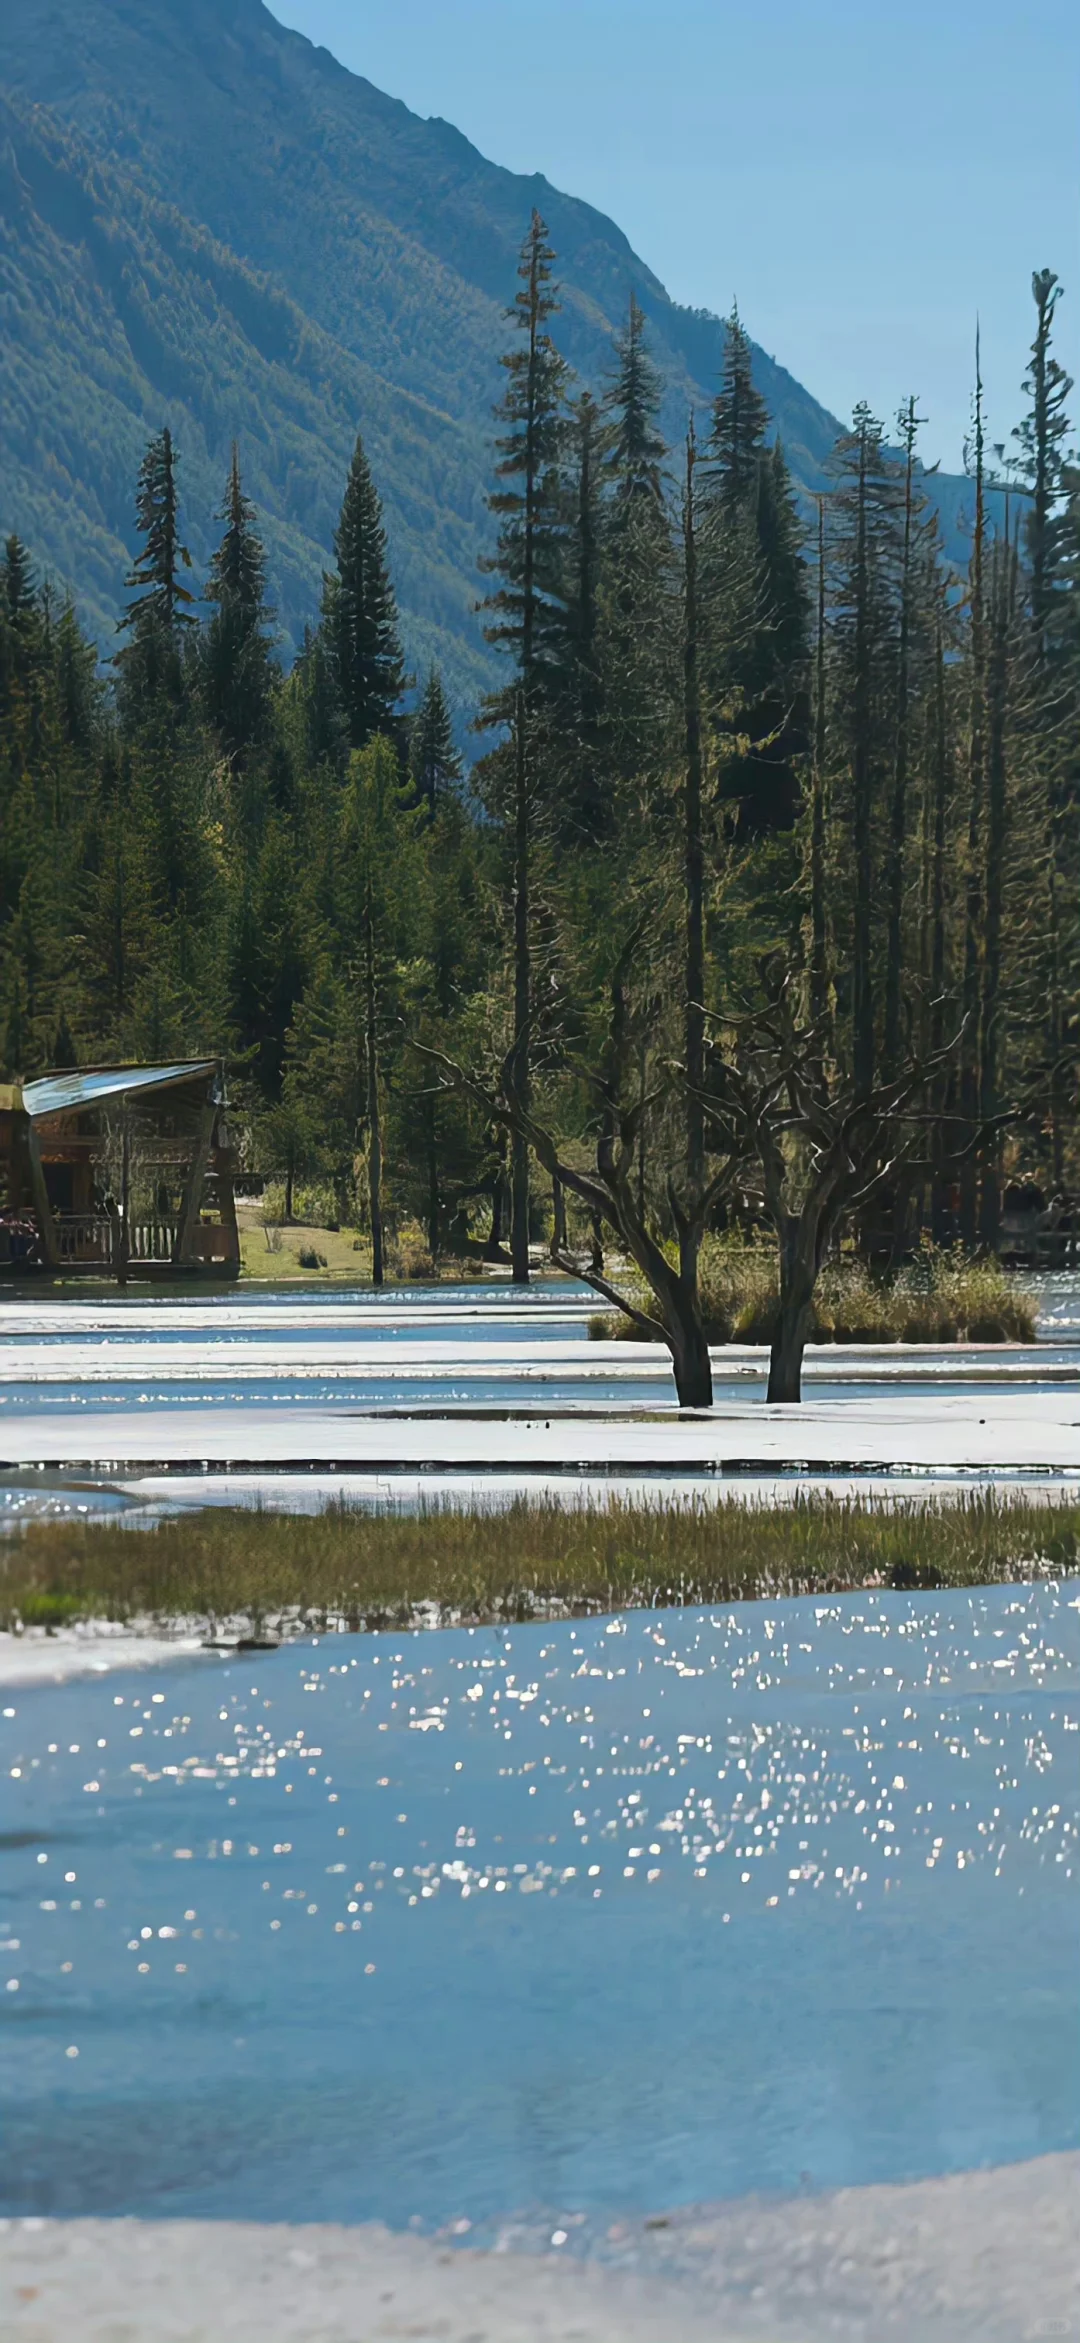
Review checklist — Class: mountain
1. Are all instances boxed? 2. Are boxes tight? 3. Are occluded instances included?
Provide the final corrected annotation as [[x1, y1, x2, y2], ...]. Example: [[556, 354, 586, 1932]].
[[0, 0, 977, 706]]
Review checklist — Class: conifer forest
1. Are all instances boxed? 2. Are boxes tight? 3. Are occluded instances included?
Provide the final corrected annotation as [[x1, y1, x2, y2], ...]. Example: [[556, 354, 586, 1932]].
[[1, 222, 1077, 1399]]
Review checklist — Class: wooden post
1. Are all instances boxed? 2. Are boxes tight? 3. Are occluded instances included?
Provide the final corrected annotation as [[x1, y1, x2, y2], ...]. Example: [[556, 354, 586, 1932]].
[[117, 1109, 130, 1287], [215, 1143, 241, 1274], [176, 1096, 218, 1269], [25, 1121, 60, 1272]]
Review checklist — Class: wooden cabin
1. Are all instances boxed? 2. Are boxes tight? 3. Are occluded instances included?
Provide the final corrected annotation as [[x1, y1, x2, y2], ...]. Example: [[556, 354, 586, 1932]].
[[0, 1061, 240, 1281]]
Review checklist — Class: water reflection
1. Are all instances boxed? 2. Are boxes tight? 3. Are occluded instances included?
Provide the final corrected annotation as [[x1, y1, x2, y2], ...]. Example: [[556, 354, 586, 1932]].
[[1, 1578, 1076, 2229]]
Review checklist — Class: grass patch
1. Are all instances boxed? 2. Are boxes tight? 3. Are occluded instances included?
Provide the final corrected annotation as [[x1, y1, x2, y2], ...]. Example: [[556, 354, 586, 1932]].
[[237, 1219, 489, 1285], [593, 1241, 1038, 1346], [0, 1491, 1074, 1638]]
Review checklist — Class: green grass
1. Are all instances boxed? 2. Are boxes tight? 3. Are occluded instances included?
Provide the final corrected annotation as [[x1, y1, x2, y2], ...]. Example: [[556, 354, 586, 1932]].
[[0, 1492, 1075, 1639], [594, 1241, 1038, 1346]]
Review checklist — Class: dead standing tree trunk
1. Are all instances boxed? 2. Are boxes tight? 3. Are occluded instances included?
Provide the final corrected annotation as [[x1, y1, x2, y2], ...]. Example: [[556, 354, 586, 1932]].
[[364, 877, 384, 1289], [692, 963, 965, 1403], [510, 689, 532, 1283], [415, 934, 741, 1408]]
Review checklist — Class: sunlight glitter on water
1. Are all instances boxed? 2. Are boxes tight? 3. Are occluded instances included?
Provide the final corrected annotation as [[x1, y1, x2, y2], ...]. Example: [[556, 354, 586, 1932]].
[[1, 1577, 1077, 2230]]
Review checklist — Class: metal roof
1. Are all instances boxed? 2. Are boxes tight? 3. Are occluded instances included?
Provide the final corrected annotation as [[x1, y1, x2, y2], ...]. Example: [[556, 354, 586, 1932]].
[[22, 1062, 221, 1122]]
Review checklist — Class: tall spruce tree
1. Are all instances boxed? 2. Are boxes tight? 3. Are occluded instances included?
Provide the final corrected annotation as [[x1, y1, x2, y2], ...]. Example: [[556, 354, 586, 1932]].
[[703, 308, 808, 829], [480, 208, 570, 713], [480, 211, 570, 1279], [202, 445, 277, 768], [745, 435, 810, 828], [561, 390, 610, 840], [600, 297, 672, 794], [882, 397, 932, 1075], [1014, 272, 1076, 1187], [2, 535, 38, 644], [829, 402, 905, 1094], [1014, 271, 1073, 668], [604, 294, 666, 508], [978, 523, 1021, 1244], [958, 341, 989, 1242], [323, 433, 405, 751], [121, 428, 196, 638], [708, 306, 770, 513], [409, 668, 462, 814]]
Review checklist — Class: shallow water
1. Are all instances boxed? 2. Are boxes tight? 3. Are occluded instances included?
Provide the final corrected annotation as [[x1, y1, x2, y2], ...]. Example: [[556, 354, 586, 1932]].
[[5, 1362, 1077, 1416], [1, 1579, 1077, 2230]]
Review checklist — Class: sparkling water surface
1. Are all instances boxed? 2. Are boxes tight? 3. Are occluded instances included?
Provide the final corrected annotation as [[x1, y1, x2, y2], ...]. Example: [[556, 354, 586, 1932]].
[[1, 1579, 1077, 2231]]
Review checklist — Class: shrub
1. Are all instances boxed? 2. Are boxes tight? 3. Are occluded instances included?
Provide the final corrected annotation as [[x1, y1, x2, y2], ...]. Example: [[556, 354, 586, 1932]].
[[261, 1182, 341, 1230], [387, 1217, 437, 1281], [297, 1245, 327, 1269], [592, 1239, 1037, 1346]]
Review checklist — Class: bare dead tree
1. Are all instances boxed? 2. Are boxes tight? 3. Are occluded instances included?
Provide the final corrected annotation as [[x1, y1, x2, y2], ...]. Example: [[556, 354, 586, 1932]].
[[415, 926, 747, 1408], [416, 953, 1021, 1412], [691, 960, 982, 1400]]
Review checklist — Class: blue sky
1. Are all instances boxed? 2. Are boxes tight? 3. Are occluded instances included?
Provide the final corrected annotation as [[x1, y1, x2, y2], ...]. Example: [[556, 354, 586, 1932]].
[[270, 0, 1079, 475]]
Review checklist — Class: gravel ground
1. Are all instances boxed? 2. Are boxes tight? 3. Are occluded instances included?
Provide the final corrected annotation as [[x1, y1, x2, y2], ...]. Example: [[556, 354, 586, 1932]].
[[1, 2153, 1077, 2342]]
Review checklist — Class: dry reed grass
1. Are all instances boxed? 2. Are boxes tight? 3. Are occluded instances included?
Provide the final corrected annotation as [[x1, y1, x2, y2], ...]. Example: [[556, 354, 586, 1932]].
[[1, 1489, 1074, 1638], [596, 1241, 1037, 1345]]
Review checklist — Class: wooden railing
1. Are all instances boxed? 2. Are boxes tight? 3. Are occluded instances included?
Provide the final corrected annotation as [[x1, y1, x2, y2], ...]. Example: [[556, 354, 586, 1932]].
[[54, 1215, 115, 1265], [53, 1217, 180, 1266], [48, 1216, 234, 1271], [129, 1220, 180, 1263]]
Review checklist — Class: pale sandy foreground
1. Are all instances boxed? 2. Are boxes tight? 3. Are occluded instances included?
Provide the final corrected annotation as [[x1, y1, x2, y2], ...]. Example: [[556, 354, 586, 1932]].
[[2, 2155, 1078, 2342]]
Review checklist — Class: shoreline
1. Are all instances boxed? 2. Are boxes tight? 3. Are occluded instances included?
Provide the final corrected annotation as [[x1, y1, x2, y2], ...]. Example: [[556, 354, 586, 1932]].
[[2, 2151, 1077, 2341]]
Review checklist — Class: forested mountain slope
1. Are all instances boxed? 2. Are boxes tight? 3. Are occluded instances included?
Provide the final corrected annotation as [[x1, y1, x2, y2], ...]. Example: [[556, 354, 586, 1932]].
[[0, 0, 977, 697]]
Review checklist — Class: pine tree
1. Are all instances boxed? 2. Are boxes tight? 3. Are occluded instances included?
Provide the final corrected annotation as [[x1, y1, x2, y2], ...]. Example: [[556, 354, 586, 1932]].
[[883, 397, 932, 1075], [77, 745, 151, 1047], [1013, 272, 1076, 1188], [1014, 271, 1073, 667], [0, 538, 43, 772], [603, 294, 666, 509], [806, 495, 830, 1033], [409, 668, 462, 815], [53, 600, 102, 759], [323, 432, 405, 752], [599, 297, 672, 794], [234, 817, 312, 1096], [2, 535, 38, 640], [560, 390, 610, 840], [289, 625, 349, 774], [742, 436, 809, 828], [479, 210, 571, 1279], [121, 428, 196, 637], [978, 523, 1021, 1244], [480, 209, 570, 714], [682, 421, 707, 1215], [210, 443, 269, 617], [958, 341, 989, 1242], [756, 440, 809, 677], [702, 310, 808, 830], [202, 446, 277, 767], [828, 402, 905, 1093], [708, 306, 770, 516]]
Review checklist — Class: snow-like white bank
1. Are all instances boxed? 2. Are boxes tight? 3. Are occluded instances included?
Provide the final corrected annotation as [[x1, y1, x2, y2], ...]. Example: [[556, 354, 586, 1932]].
[[0, 1622, 207, 1686], [1, 1388, 1078, 1472], [1, 2152, 1076, 2342], [0, 1335, 1070, 1382], [118, 1463, 1080, 1514], [0, 1296, 597, 1338]]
